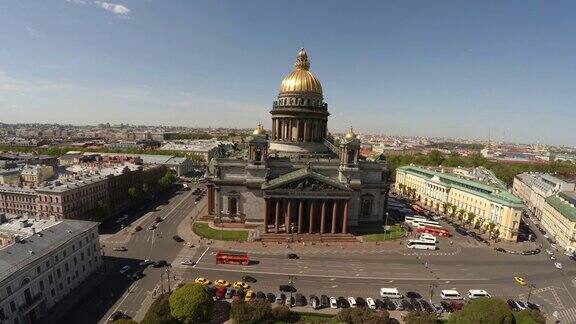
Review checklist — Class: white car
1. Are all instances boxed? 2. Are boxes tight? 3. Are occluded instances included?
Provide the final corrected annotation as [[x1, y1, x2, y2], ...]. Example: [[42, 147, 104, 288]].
[[119, 265, 130, 274], [148, 224, 157, 230], [348, 297, 357, 308], [139, 259, 153, 266], [564, 251, 574, 257], [546, 249, 554, 255], [516, 300, 527, 310], [551, 244, 557, 249], [180, 260, 196, 266], [550, 255, 556, 260], [555, 262, 563, 269], [330, 297, 338, 309], [366, 297, 377, 310]]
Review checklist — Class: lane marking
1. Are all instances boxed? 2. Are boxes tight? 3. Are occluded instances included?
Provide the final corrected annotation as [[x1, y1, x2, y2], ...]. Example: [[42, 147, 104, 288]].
[[192, 265, 490, 282], [193, 247, 210, 268]]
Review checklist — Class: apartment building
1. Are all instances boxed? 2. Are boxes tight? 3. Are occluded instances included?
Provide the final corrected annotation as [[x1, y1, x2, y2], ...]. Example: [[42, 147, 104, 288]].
[[396, 166, 524, 241], [542, 192, 576, 252], [0, 215, 101, 324], [512, 173, 576, 220]]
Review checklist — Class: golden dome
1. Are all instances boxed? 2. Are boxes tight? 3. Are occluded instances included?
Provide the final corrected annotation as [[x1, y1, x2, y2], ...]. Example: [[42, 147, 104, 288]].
[[279, 48, 323, 95], [252, 123, 266, 135], [344, 126, 357, 139]]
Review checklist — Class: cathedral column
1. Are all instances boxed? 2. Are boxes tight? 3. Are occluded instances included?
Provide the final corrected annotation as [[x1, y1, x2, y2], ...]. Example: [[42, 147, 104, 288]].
[[285, 199, 292, 233], [303, 121, 308, 142], [289, 119, 293, 141], [274, 199, 280, 233], [342, 199, 349, 234], [320, 200, 326, 234], [263, 199, 269, 233], [207, 184, 214, 215], [331, 200, 338, 234], [308, 200, 315, 234], [298, 200, 304, 234]]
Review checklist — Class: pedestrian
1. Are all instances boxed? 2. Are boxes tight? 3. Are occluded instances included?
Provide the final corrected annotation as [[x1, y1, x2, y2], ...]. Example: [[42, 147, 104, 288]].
[[450, 240, 453, 245]]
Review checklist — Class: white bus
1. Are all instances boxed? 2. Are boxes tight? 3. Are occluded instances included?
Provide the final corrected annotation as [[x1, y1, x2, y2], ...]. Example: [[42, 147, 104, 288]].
[[441, 289, 463, 300], [406, 239, 437, 250], [413, 218, 441, 228], [380, 287, 403, 299], [404, 215, 427, 225], [419, 233, 438, 243], [468, 289, 491, 299]]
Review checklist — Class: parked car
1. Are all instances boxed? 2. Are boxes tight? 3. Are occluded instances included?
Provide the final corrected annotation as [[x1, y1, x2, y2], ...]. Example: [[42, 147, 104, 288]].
[[139, 259, 153, 266], [516, 300, 527, 310], [366, 297, 377, 310], [284, 296, 294, 307], [356, 297, 367, 308], [119, 265, 130, 274], [215, 287, 226, 300], [330, 297, 338, 309], [394, 300, 404, 311], [337, 297, 349, 308], [527, 302, 540, 311], [310, 295, 321, 309], [294, 293, 306, 306], [347, 297, 357, 308], [287, 253, 299, 259], [275, 293, 285, 305], [266, 293, 276, 303], [256, 291, 266, 302], [180, 259, 195, 266], [555, 262, 563, 269], [420, 300, 434, 313], [450, 301, 464, 311], [507, 299, 520, 311], [242, 275, 257, 283], [134, 226, 142, 232], [153, 260, 168, 268], [148, 224, 157, 230], [411, 298, 422, 311], [440, 301, 454, 313], [155, 216, 163, 223], [406, 291, 422, 299], [108, 311, 130, 322], [130, 270, 144, 280], [279, 285, 296, 292], [113, 246, 127, 252], [375, 298, 386, 310], [172, 235, 184, 242], [401, 299, 414, 311], [321, 295, 330, 308], [225, 288, 235, 299], [494, 247, 506, 253]]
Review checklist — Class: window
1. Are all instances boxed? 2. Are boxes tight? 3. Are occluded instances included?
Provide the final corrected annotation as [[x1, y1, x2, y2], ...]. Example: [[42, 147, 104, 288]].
[[75, 270, 79, 277], [57, 269, 61, 278], [48, 274, 53, 284], [0, 307, 5, 320], [59, 283, 63, 290], [65, 263, 69, 272], [51, 288, 55, 297], [9, 301, 15, 312], [36, 266, 41, 274], [39, 280, 45, 291], [6, 286, 11, 295], [46, 260, 50, 268]]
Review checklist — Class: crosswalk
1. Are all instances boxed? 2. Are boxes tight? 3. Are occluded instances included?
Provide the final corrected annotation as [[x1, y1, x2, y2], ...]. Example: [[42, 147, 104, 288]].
[[557, 307, 576, 323]]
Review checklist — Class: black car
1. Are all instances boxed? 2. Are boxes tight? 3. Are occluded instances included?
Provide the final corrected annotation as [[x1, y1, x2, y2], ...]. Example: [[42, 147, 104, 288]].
[[321, 295, 330, 308], [266, 293, 276, 303], [294, 293, 306, 306], [279, 285, 296, 293], [130, 270, 144, 280], [401, 299, 414, 311], [410, 298, 422, 311], [242, 275, 257, 283], [526, 302, 540, 311], [375, 298, 386, 310], [337, 297, 349, 308], [355, 297, 367, 307], [108, 311, 130, 322], [172, 235, 184, 242], [134, 226, 142, 232], [440, 301, 454, 313], [155, 216, 163, 223], [287, 253, 299, 259], [455, 227, 468, 235], [256, 291, 266, 301], [153, 260, 168, 268], [420, 300, 434, 313], [405, 291, 422, 299], [507, 299, 519, 311], [382, 297, 395, 311], [494, 247, 506, 253]]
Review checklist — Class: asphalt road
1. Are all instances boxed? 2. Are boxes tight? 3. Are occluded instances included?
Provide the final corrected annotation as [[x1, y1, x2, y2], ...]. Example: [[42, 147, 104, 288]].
[[57, 184, 206, 323]]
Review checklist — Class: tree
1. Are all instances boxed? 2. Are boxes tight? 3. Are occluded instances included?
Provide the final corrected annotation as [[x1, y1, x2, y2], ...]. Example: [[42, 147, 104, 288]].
[[229, 300, 272, 324], [442, 202, 451, 214], [467, 212, 476, 227], [448, 298, 515, 324], [111, 320, 138, 324], [475, 217, 484, 230], [337, 307, 389, 324], [141, 293, 177, 324], [127, 187, 139, 202], [514, 309, 546, 324], [159, 169, 178, 189], [271, 306, 291, 321], [404, 310, 437, 324], [458, 209, 467, 221], [169, 283, 213, 322], [428, 150, 444, 165], [93, 200, 110, 222]]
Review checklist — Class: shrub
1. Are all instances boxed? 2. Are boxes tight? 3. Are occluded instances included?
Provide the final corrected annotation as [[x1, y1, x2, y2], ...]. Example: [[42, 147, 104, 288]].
[[169, 283, 214, 322], [514, 309, 546, 324], [404, 310, 437, 324], [112, 320, 138, 324], [271, 306, 291, 321], [337, 307, 389, 324], [141, 293, 177, 324], [448, 298, 514, 324], [229, 300, 272, 324]]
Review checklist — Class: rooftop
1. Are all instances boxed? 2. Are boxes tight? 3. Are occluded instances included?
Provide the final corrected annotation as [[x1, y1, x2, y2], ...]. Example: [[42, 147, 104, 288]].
[[0, 218, 98, 283], [545, 192, 576, 222]]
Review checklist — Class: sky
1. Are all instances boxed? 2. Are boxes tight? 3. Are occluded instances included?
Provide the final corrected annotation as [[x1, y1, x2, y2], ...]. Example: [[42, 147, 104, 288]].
[[0, 1, 575, 146]]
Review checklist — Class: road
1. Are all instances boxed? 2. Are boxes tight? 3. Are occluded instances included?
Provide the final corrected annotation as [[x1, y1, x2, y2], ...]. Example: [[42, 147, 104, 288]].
[[57, 184, 206, 323]]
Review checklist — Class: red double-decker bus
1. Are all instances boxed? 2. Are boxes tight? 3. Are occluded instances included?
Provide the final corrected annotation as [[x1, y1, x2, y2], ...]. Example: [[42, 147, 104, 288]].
[[216, 251, 249, 265], [417, 226, 451, 237]]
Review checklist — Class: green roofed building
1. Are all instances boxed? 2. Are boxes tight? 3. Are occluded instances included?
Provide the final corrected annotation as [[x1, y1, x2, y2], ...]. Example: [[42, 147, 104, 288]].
[[543, 192, 576, 253], [395, 165, 524, 241]]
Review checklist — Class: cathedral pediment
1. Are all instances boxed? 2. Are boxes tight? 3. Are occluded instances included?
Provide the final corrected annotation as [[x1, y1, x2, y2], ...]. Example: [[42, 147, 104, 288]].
[[261, 167, 351, 191]]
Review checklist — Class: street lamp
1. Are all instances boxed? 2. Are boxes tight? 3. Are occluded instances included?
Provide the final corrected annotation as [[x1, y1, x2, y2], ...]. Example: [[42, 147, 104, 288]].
[[383, 212, 390, 241], [429, 282, 438, 303], [288, 275, 297, 308]]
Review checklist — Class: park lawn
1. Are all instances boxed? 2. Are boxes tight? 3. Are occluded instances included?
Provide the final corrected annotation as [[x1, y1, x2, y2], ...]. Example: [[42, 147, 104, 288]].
[[192, 222, 248, 241], [273, 312, 338, 324], [362, 224, 406, 242]]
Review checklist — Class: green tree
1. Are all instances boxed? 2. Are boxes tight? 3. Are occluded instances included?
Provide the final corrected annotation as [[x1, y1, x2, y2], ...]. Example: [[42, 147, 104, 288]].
[[448, 298, 515, 324], [141, 293, 177, 324], [514, 309, 546, 324], [271, 306, 291, 321], [467, 212, 476, 227], [404, 310, 437, 324], [337, 307, 389, 324], [93, 200, 110, 222], [458, 209, 467, 221], [229, 301, 272, 324], [127, 187, 139, 201], [469, 152, 488, 167], [111, 320, 138, 324], [428, 150, 444, 165], [142, 183, 149, 193], [169, 283, 213, 323], [159, 169, 178, 189], [442, 202, 451, 214]]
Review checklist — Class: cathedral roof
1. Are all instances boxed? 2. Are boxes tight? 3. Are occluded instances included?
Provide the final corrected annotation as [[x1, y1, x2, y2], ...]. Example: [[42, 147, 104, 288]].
[[261, 165, 351, 191], [279, 48, 323, 96]]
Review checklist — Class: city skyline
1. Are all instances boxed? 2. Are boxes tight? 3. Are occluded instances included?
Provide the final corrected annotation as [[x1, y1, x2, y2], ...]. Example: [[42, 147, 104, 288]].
[[1, 1, 575, 146]]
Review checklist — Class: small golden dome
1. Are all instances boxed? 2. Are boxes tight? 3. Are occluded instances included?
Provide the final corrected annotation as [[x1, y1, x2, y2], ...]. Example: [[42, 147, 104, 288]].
[[253, 123, 266, 135], [344, 126, 357, 139], [279, 48, 323, 95]]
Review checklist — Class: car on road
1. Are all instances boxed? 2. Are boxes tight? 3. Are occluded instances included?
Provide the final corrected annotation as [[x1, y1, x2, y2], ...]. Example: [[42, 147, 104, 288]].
[[215, 279, 230, 288], [347, 297, 357, 308], [514, 276, 527, 286], [233, 290, 244, 302], [329, 297, 338, 309], [432, 303, 444, 315], [550, 255, 556, 260], [546, 249, 554, 255], [287, 253, 299, 259], [284, 296, 294, 307], [195, 277, 211, 285], [394, 300, 404, 311], [119, 265, 130, 274], [555, 262, 563, 269], [551, 243, 557, 249], [172, 235, 184, 242], [279, 284, 296, 292], [233, 281, 250, 290], [225, 288, 235, 299], [310, 295, 320, 309], [139, 259, 153, 266], [406, 291, 422, 299], [113, 246, 127, 252], [527, 302, 540, 311], [507, 299, 520, 311], [180, 259, 195, 266], [153, 260, 168, 268], [148, 224, 157, 230], [516, 300, 527, 310], [294, 293, 306, 306], [401, 299, 413, 311], [242, 275, 257, 283], [215, 287, 226, 300], [410, 298, 422, 311], [155, 216, 163, 223], [420, 300, 434, 313], [108, 311, 130, 322], [130, 270, 144, 280], [366, 297, 376, 310], [244, 290, 254, 302], [267, 293, 276, 303], [494, 247, 506, 253], [134, 226, 142, 232]]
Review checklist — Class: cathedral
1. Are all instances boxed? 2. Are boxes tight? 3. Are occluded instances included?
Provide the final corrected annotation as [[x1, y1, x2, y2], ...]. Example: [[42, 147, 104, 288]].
[[206, 49, 388, 240]]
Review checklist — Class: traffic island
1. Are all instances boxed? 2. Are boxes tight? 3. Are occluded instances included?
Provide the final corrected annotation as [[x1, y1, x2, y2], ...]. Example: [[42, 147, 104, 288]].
[[192, 221, 249, 241], [354, 224, 407, 242]]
